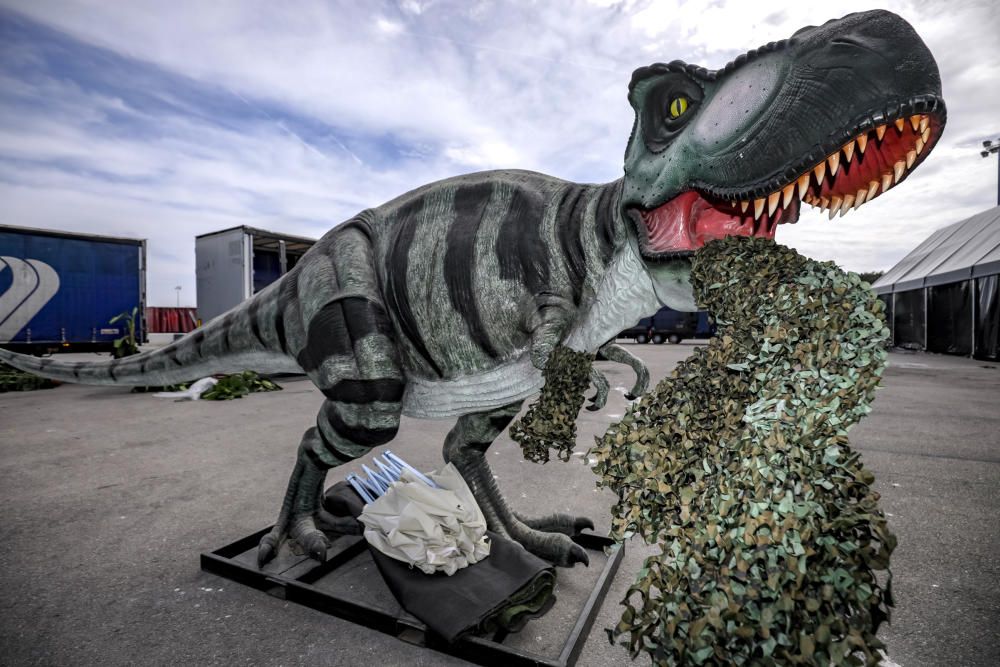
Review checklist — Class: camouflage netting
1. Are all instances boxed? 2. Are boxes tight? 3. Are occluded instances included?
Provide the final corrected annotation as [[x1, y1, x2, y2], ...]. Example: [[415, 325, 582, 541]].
[[510, 345, 595, 463], [590, 236, 895, 666]]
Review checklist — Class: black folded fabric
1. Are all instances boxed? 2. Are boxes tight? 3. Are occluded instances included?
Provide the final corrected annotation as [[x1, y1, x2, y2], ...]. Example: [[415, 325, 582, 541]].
[[323, 481, 556, 642]]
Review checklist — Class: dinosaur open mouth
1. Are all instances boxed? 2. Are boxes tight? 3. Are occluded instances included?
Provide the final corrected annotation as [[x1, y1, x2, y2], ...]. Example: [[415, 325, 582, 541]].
[[633, 105, 945, 255]]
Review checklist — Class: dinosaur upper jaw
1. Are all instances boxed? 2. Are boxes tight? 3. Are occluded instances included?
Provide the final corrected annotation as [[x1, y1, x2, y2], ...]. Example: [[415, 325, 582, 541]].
[[630, 103, 945, 257]]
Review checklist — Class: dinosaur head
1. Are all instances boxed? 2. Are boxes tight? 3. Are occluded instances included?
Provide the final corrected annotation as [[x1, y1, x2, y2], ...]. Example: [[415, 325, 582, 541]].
[[622, 10, 946, 259]]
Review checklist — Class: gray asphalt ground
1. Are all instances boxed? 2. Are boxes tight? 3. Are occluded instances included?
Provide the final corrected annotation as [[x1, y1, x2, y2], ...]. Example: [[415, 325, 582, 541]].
[[1, 342, 997, 666]]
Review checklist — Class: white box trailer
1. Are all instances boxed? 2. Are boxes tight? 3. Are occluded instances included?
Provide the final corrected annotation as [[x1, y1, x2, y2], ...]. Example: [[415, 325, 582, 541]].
[[195, 226, 315, 323]]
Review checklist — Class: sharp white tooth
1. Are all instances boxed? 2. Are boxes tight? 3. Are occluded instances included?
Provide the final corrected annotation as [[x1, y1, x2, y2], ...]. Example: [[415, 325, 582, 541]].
[[843, 140, 855, 163], [919, 116, 929, 133], [867, 180, 880, 199], [876, 125, 887, 141], [882, 172, 893, 192], [894, 118, 905, 133], [829, 195, 842, 219], [855, 189, 867, 208], [782, 183, 795, 208], [813, 162, 826, 186], [827, 152, 840, 176], [819, 196, 830, 209], [915, 136, 925, 155], [797, 172, 811, 199], [906, 149, 916, 168], [893, 160, 905, 182], [767, 191, 780, 216], [857, 134, 868, 154], [753, 198, 765, 220], [910, 115, 921, 131], [921, 127, 931, 144], [841, 194, 855, 215], [740, 200, 749, 213]]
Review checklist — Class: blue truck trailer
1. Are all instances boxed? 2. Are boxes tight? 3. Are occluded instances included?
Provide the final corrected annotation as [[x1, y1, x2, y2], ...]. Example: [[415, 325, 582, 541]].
[[617, 306, 716, 344], [0, 225, 146, 354]]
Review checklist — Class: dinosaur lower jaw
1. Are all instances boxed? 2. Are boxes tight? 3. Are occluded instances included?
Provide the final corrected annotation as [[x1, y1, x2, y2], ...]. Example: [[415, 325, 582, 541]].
[[635, 191, 800, 255]]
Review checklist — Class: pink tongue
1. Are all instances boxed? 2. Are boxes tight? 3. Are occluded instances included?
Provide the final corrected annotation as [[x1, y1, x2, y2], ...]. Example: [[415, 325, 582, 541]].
[[644, 192, 756, 253]]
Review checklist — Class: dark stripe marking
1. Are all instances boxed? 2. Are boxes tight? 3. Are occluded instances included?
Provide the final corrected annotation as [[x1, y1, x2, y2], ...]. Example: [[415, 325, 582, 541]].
[[495, 186, 549, 294], [296, 301, 353, 372], [445, 182, 500, 359], [555, 185, 588, 304], [326, 406, 399, 448], [596, 182, 620, 262], [341, 297, 394, 345], [321, 378, 405, 404], [384, 197, 443, 376], [248, 296, 266, 347]]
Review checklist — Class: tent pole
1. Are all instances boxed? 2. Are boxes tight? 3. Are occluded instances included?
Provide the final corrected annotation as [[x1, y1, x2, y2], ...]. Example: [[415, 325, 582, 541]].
[[923, 286, 928, 351], [971, 278, 977, 358], [890, 291, 896, 346]]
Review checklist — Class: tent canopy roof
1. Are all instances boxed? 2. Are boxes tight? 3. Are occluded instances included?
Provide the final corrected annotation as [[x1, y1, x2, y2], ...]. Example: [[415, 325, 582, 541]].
[[873, 206, 1000, 294]]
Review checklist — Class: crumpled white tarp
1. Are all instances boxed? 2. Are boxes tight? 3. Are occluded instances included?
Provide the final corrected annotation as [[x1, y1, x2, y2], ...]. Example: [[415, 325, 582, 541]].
[[359, 462, 490, 575]]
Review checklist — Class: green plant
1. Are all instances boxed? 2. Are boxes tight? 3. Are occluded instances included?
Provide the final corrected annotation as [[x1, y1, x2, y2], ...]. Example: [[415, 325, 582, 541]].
[[591, 237, 894, 666], [109, 307, 140, 359], [0, 361, 58, 392], [200, 371, 281, 400]]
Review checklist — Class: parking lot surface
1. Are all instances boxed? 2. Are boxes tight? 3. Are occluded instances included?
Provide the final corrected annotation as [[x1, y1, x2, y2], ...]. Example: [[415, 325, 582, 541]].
[[1, 342, 997, 666]]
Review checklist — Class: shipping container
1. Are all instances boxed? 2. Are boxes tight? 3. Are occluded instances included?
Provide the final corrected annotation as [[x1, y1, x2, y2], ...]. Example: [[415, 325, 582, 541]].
[[195, 226, 314, 323], [146, 306, 198, 334], [0, 225, 146, 354]]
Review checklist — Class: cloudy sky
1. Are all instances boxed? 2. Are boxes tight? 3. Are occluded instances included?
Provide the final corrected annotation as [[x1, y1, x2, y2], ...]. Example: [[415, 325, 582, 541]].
[[1, 0, 997, 306]]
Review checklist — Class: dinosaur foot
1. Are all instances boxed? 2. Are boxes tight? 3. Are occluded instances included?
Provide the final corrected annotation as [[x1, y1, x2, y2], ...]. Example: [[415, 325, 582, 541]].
[[474, 492, 590, 567], [515, 511, 594, 536], [511, 522, 591, 568], [258, 515, 331, 566]]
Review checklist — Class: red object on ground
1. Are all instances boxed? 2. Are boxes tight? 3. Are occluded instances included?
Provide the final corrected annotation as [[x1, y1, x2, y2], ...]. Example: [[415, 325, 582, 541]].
[[146, 307, 198, 334]]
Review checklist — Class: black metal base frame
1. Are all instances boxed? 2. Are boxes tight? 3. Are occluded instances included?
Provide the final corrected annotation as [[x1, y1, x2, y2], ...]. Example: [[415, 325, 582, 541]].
[[201, 528, 624, 667]]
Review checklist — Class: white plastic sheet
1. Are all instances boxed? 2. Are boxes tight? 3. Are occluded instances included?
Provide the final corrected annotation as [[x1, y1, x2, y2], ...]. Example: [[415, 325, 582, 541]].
[[152, 376, 218, 400], [359, 463, 490, 576]]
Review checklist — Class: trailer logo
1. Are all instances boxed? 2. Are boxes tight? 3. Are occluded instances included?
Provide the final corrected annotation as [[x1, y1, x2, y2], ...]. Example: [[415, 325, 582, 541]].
[[0, 256, 61, 343]]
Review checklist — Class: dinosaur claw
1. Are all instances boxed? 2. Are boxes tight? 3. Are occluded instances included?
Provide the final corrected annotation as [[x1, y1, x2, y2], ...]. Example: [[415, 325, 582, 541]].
[[585, 403, 601, 412], [257, 534, 278, 568], [303, 533, 330, 562], [574, 517, 595, 533], [624, 393, 637, 401], [568, 543, 590, 567]]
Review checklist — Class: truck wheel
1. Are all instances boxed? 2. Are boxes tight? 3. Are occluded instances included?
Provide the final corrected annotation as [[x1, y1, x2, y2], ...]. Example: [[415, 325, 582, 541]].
[[635, 333, 649, 344], [668, 334, 682, 344], [652, 333, 665, 344]]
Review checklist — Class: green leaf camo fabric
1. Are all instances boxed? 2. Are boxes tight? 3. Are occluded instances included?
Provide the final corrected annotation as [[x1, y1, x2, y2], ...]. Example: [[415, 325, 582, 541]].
[[590, 237, 896, 666]]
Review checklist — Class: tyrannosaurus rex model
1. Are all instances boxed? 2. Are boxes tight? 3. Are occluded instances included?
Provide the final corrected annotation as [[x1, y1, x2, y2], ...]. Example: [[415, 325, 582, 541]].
[[1, 10, 944, 569]]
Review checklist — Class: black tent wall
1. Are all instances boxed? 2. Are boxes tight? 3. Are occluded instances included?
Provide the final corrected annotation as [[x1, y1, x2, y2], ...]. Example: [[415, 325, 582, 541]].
[[893, 289, 925, 349], [927, 281, 972, 356], [975, 275, 1000, 361]]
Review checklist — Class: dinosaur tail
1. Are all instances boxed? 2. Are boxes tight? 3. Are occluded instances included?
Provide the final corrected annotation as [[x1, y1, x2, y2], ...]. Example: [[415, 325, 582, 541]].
[[0, 283, 300, 386]]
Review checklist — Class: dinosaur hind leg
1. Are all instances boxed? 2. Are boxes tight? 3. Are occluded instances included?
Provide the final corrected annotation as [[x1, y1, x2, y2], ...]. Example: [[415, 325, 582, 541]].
[[443, 401, 591, 567], [259, 225, 404, 567], [257, 395, 402, 566]]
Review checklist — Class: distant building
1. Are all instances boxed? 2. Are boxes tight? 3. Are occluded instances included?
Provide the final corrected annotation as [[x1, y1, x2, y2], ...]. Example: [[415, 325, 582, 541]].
[[873, 207, 999, 360]]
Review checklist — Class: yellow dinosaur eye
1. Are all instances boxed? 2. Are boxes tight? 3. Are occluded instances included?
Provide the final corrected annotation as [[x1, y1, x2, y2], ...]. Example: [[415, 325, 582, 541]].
[[669, 96, 689, 118]]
